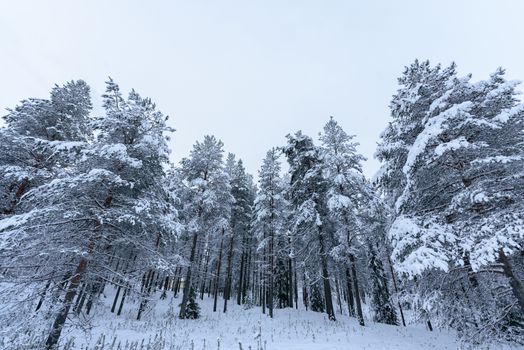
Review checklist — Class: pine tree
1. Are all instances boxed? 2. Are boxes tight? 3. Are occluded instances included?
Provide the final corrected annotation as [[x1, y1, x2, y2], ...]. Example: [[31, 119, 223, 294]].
[[284, 131, 336, 321], [0, 79, 179, 348], [177, 135, 233, 318], [253, 149, 290, 317]]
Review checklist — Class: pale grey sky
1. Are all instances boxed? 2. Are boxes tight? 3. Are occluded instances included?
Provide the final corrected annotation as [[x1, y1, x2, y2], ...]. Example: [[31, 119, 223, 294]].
[[1, 0, 524, 177]]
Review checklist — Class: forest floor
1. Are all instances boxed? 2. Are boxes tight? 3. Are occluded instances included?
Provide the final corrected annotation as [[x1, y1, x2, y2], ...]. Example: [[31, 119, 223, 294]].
[[58, 286, 515, 350]]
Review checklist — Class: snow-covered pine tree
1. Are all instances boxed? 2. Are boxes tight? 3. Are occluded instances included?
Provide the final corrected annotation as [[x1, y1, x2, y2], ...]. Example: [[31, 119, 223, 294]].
[[253, 148, 290, 317], [0, 79, 179, 349], [177, 135, 233, 318], [319, 116, 371, 325], [284, 131, 336, 321], [380, 61, 524, 343], [0, 80, 92, 215], [223, 154, 254, 313]]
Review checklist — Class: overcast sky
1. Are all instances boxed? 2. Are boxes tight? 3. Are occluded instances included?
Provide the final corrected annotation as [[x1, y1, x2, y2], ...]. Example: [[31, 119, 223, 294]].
[[1, 0, 524, 178]]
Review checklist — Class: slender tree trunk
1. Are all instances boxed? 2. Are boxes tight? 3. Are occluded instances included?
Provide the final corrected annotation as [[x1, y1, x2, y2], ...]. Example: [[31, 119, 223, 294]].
[[345, 268, 355, 317], [213, 229, 224, 312], [45, 250, 90, 350], [35, 280, 52, 312], [303, 270, 309, 311], [294, 262, 298, 309], [137, 270, 154, 320], [243, 245, 252, 303], [318, 231, 335, 321], [111, 285, 122, 313], [350, 254, 364, 326], [237, 247, 246, 305], [288, 257, 294, 308], [268, 228, 274, 318], [223, 234, 235, 313], [499, 248, 524, 312], [335, 276, 343, 315], [74, 284, 88, 315], [386, 252, 406, 326], [179, 230, 199, 318], [117, 284, 128, 316], [200, 252, 210, 300]]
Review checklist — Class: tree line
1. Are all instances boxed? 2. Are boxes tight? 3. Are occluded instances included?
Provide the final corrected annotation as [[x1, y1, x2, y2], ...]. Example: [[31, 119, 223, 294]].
[[0, 60, 523, 349]]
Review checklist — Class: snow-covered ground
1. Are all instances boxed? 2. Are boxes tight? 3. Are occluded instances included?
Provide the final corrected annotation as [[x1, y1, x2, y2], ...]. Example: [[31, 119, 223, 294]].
[[53, 286, 514, 350]]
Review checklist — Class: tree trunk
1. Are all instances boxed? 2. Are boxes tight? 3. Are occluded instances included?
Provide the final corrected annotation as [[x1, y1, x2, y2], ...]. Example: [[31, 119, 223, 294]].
[[242, 244, 252, 304], [302, 271, 309, 311], [111, 284, 122, 313], [179, 230, 198, 318], [45, 252, 90, 350], [499, 248, 524, 312], [345, 268, 355, 317], [335, 276, 343, 315], [288, 257, 294, 308], [35, 280, 52, 312], [200, 252, 210, 300], [237, 247, 246, 305], [268, 228, 274, 318], [386, 253, 406, 326], [213, 229, 224, 312], [318, 231, 336, 321], [350, 254, 364, 326], [294, 262, 298, 309], [223, 234, 235, 313], [117, 284, 128, 316]]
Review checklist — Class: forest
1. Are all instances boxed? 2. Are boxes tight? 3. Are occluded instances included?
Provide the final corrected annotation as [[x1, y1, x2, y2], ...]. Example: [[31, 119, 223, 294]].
[[1, 60, 523, 349]]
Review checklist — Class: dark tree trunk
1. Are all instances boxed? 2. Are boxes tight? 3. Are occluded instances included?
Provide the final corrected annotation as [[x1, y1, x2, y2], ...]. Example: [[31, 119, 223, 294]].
[[294, 262, 298, 309], [117, 285, 128, 316], [35, 280, 52, 312], [200, 252, 210, 300], [74, 284, 88, 315], [45, 254, 89, 350], [318, 231, 336, 321], [335, 276, 343, 315], [463, 251, 479, 288], [179, 230, 198, 318], [223, 234, 235, 313], [386, 253, 406, 326], [350, 254, 364, 326], [213, 230, 224, 312], [288, 257, 294, 308], [345, 268, 355, 317], [499, 248, 524, 312], [303, 270, 309, 311], [268, 229, 274, 318], [237, 247, 246, 305], [242, 245, 252, 304], [137, 270, 154, 320], [111, 284, 122, 313]]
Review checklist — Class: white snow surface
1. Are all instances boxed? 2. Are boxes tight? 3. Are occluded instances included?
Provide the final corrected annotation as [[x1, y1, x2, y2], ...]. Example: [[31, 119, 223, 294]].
[[52, 287, 519, 350]]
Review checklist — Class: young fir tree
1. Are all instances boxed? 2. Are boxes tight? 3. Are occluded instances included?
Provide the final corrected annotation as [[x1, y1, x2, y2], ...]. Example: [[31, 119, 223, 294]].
[[181, 287, 201, 319]]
